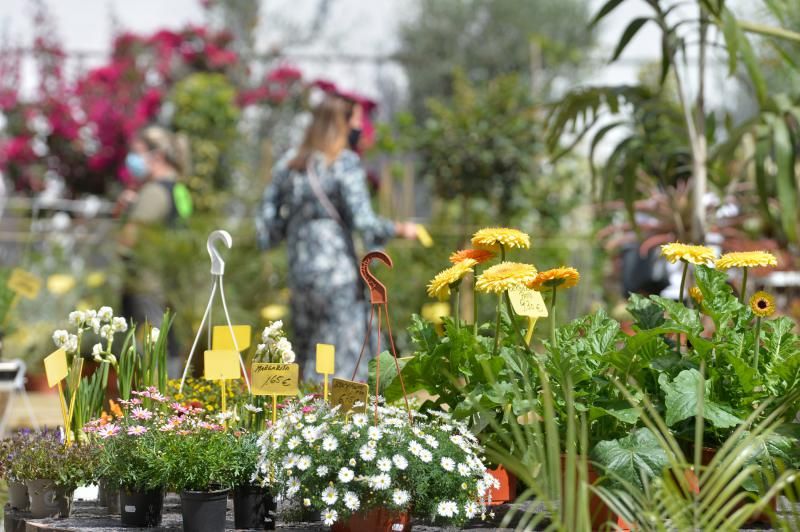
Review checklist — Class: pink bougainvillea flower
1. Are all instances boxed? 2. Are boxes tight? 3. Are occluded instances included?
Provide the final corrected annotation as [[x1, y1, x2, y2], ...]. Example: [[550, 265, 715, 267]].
[[127, 425, 148, 436]]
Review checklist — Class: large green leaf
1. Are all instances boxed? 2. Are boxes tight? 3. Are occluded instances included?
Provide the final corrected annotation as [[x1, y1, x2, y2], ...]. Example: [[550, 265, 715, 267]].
[[591, 428, 670, 490], [658, 369, 742, 428], [694, 265, 742, 328], [611, 17, 652, 61], [770, 115, 799, 242], [627, 293, 665, 330]]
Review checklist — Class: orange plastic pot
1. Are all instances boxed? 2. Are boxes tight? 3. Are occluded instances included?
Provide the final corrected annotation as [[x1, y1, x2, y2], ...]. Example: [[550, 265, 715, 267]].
[[331, 507, 411, 532], [487, 465, 517, 505]]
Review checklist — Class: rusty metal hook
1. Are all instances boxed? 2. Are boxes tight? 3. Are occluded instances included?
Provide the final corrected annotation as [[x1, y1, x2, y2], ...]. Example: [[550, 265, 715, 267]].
[[359, 251, 393, 305]]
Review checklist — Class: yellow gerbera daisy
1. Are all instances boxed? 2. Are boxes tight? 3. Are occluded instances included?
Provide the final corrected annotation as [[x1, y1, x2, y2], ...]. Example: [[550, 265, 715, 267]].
[[527, 267, 580, 291], [471, 227, 531, 250], [449, 249, 496, 265], [475, 262, 538, 294], [660, 242, 716, 265], [426, 259, 477, 301], [749, 291, 775, 318], [716, 251, 778, 270], [689, 286, 703, 304]]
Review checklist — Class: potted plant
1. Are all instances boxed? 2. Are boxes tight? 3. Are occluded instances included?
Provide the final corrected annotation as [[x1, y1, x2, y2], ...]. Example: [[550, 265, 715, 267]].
[[12, 429, 96, 518], [88, 389, 173, 527], [231, 431, 276, 530], [161, 415, 237, 532], [1, 431, 32, 511], [259, 396, 496, 531]]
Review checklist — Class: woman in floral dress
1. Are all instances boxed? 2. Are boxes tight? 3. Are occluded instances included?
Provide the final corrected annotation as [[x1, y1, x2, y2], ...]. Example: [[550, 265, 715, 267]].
[[256, 96, 417, 380]]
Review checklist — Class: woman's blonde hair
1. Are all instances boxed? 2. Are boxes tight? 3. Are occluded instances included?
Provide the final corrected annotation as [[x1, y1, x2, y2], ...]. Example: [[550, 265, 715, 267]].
[[289, 96, 351, 171], [138, 126, 191, 177]]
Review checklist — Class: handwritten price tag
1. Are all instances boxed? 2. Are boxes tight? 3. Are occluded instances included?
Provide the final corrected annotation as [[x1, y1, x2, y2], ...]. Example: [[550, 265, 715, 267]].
[[508, 286, 549, 318], [8, 269, 41, 300], [331, 378, 369, 414], [43, 348, 68, 388], [203, 350, 241, 380], [251, 363, 299, 395], [316, 344, 335, 375], [212, 325, 251, 351]]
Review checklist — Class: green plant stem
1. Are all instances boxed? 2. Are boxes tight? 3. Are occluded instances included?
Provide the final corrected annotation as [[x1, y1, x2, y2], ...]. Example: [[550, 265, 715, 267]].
[[678, 261, 689, 304], [493, 293, 503, 355], [500, 244, 506, 262], [740, 267, 749, 303], [473, 268, 480, 336], [753, 317, 762, 371], [550, 287, 558, 349], [454, 284, 461, 332]]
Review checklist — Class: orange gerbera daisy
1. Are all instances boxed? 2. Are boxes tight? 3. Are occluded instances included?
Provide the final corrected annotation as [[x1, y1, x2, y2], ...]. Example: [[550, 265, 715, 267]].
[[449, 249, 496, 265], [527, 267, 580, 291]]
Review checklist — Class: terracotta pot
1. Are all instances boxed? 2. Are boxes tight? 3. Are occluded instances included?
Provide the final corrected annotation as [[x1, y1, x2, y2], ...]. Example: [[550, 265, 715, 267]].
[[8, 480, 29, 511], [331, 507, 411, 532], [25, 479, 73, 518], [487, 465, 517, 505], [24, 373, 56, 394]]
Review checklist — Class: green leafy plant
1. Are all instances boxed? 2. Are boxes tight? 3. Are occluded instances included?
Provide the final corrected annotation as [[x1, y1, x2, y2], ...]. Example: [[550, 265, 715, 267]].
[[161, 426, 238, 493], [11, 430, 97, 490]]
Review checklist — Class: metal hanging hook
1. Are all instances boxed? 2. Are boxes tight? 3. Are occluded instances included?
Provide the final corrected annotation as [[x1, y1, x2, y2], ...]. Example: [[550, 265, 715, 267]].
[[359, 251, 393, 305], [207, 230, 232, 275]]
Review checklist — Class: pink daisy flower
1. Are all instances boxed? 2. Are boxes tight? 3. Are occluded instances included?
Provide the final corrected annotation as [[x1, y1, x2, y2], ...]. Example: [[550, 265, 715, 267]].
[[98, 424, 121, 439], [130, 407, 153, 420], [127, 425, 148, 436]]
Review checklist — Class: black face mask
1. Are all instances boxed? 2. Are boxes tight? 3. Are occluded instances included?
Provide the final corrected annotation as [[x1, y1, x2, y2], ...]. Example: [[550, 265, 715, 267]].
[[348, 128, 362, 151]]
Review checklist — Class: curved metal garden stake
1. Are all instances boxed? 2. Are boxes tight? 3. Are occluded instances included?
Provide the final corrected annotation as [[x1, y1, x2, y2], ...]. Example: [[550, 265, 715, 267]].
[[179, 230, 251, 394], [353, 251, 412, 424]]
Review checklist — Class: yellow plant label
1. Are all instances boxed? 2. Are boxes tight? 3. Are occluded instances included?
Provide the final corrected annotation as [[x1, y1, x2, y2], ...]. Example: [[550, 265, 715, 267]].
[[44, 348, 68, 388], [203, 350, 241, 380], [416, 225, 434, 248], [212, 325, 251, 351], [8, 268, 41, 300], [421, 302, 450, 324], [331, 378, 369, 414], [508, 286, 549, 318], [251, 363, 299, 395], [316, 344, 335, 374]]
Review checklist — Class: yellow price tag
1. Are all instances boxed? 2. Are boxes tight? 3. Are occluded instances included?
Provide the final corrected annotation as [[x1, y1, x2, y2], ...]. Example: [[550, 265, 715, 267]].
[[8, 268, 41, 300], [251, 363, 300, 395], [416, 225, 434, 248], [331, 378, 369, 414], [508, 286, 549, 318], [203, 350, 241, 380], [316, 344, 335, 375], [43, 348, 68, 388], [421, 302, 450, 324], [212, 325, 251, 351]]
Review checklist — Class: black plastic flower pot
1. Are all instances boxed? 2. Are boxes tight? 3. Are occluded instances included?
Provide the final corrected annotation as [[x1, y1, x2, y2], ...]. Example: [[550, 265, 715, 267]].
[[120, 487, 164, 527], [180, 488, 230, 532], [233, 484, 276, 530]]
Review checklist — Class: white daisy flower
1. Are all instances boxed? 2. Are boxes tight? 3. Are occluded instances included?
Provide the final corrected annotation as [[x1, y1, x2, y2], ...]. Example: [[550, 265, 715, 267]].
[[352, 413, 367, 427], [287, 436, 301, 450], [321, 486, 338, 505], [286, 477, 301, 496], [440, 456, 456, 472], [305, 414, 317, 424], [458, 463, 472, 477], [423, 434, 440, 448], [371, 473, 391, 490], [297, 455, 312, 471], [408, 441, 424, 456], [243, 403, 263, 413], [464, 501, 479, 518], [392, 454, 409, 470], [302, 426, 319, 442], [343, 491, 360, 511], [437, 500, 458, 518], [392, 489, 410, 506], [377, 457, 392, 472], [418, 449, 433, 463], [316, 465, 329, 477], [284, 453, 298, 469], [322, 508, 338, 526], [359, 444, 377, 461], [338, 467, 354, 483], [97, 306, 113, 322], [322, 435, 338, 451], [412, 427, 423, 437], [367, 426, 383, 440]]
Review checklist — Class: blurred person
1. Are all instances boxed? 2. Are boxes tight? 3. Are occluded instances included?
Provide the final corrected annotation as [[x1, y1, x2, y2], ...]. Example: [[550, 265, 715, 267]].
[[117, 125, 192, 377], [256, 95, 417, 381]]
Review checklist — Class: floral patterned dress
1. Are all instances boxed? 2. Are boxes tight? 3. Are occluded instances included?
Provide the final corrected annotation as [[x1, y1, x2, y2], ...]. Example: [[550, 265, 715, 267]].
[[256, 150, 395, 381]]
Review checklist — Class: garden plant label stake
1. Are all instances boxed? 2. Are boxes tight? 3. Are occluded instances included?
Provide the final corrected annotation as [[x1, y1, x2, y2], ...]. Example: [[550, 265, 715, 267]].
[[212, 325, 251, 351], [316, 343, 335, 401], [203, 350, 241, 425], [416, 224, 434, 247], [331, 378, 369, 414], [508, 285, 549, 345], [251, 362, 299, 422], [4, 268, 41, 326], [179, 230, 251, 394], [43, 348, 73, 444], [354, 251, 413, 424]]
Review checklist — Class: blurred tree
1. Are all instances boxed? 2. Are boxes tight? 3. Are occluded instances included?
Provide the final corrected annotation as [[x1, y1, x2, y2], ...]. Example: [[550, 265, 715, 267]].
[[397, 0, 595, 118]]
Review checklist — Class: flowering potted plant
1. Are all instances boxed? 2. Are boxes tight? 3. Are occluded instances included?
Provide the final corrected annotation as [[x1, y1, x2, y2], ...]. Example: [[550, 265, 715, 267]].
[[11, 429, 97, 518], [254, 320, 296, 364], [258, 396, 496, 531], [1, 431, 32, 511], [231, 431, 276, 530]]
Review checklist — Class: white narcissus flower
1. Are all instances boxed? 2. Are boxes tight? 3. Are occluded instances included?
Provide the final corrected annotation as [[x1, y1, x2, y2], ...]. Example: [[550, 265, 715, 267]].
[[338, 467, 354, 483], [343, 491, 360, 511], [107, 354, 117, 366], [52, 329, 69, 348], [90, 318, 101, 334], [392, 454, 408, 470], [99, 324, 112, 340], [437, 500, 458, 518], [392, 489, 410, 506], [112, 317, 128, 333], [440, 456, 456, 472], [255, 343, 266, 355], [150, 327, 160, 343], [321, 486, 338, 505], [68, 310, 85, 327], [377, 457, 392, 472], [65, 334, 79, 354], [97, 306, 113, 322], [322, 508, 338, 526], [281, 349, 295, 364]]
